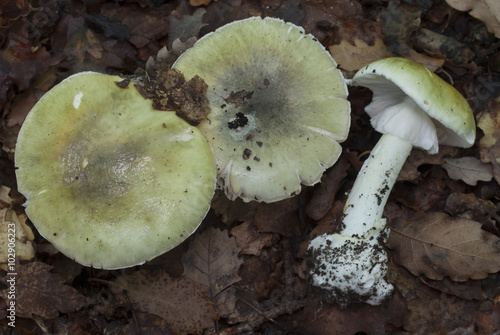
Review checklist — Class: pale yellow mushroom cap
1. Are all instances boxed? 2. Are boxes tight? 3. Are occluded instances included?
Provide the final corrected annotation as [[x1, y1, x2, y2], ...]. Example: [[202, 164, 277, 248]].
[[15, 72, 216, 269], [173, 17, 350, 203]]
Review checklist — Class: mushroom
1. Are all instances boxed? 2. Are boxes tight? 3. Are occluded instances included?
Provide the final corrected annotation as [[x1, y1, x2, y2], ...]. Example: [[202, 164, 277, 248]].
[[307, 57, 476, 306], [15, 72, 216, 269], [172, 17, 350, 203]]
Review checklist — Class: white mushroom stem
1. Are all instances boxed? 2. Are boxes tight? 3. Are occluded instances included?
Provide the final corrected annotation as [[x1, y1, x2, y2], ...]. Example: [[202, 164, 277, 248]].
[[307, 132, 413, 307], [341, 132, 413, 236]]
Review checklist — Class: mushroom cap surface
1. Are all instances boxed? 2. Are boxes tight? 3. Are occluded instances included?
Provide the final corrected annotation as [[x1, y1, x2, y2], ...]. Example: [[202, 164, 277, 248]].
[[351, 57, 476, 152], [15, 72, 216, 269], [172, 17, 350, 203]]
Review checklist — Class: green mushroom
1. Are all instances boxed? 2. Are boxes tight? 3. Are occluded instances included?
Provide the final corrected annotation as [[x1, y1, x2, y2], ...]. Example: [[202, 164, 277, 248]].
[[173, 17, 351, 203], [15, 72, 217, 269]]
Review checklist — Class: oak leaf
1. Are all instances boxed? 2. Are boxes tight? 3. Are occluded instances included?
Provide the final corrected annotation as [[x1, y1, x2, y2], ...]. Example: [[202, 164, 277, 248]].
[[182, 227, 242, 316], [442, 156, 493, 185], [112, 270, 218, 334], [446, 0, 500, 38], [388, 211, 500, 281], [169, 8, 207, 48], [0, 262, 86, 319]]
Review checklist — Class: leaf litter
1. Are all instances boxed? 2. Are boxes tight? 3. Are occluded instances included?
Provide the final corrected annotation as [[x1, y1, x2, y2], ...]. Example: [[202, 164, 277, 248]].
[[2, 0, 500, 334]]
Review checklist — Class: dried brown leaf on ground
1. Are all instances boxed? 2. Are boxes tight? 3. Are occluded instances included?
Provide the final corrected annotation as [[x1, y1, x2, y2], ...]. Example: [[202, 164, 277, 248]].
[[0, 262, 86, 319], [473, 303, 500, 334], [299, 294, 407, 335], [443, 156, 493, 185], [446, 0, 500, 38], [169, 8, 207, 48], [305, 155, 349, 221], [398, 146, 460, 181], [230, 221, 278, 256], [378, 1, 421, 56], [420, 277, 488, 301], [404, 292, 480, 334], [0, 207, 34, 270], [388, 211, 500, 281], [392, 176, 449, 212], [477, 98, 500, 185], [112, 269, 218, 334], [182, 227, 242, 316], [330, 38, 394, 72], [190, 0, 212, 6], [254, 197, 303, 237]]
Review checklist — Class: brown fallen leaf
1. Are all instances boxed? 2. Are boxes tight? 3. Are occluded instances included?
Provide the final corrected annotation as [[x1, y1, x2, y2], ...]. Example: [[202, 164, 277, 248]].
[[0, 261, 86, 319], [420, 276, 488, 301], [392, 176, 449, 212], [190, 0, 212, 6], [446, 0, 500, 38], [305, 154, 350, 221], [329, 38, 394, 72], [446, 192, 495, 213], [473, 303, 500, 334], [182, 227, 242, 316], [254, 197, 302, 237], [0, 207, 34, 271], [378, 1, 421, 56], [404, 292, 480, 334], [169, 8, 207, 48], [299, 294, 407, 334], [112, 269, 218, 334], [442, 156, 493, 185], [477, 99, 500, 185], [399, 146, 459, 182], [388, 211, 500, 281], [230, 221, 278, 256]]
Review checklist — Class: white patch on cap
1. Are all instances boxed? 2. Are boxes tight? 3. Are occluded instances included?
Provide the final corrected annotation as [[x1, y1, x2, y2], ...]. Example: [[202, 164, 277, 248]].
[[73, 92, 83, 109]]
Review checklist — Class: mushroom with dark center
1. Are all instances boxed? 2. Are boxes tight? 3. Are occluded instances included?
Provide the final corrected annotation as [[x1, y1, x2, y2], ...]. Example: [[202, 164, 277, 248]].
[[15, 72, 217, 269], [172, 17, 351, 203]]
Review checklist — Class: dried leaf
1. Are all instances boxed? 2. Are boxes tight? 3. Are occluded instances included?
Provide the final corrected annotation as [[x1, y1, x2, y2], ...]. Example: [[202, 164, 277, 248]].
[[414, 28, 475, 65], [379, 1, 421, 55], [254, 197, 302, 237], [299, 294, 407, 334], [399, 146, 459, 181], [0, 208, 34, 271], [445, 192, 496, 217], [230, 221, 278, 256], [0, 262, 86, 319], [477, 99, 500, 185], [169, 8, 207, 48], [190, 0, 212, 6], [446, 0, 500, 38], [101, 4, 170, 49], [305, 155, 350, 221], [329, 38, 394, 72], [182, 227, 242, 301], [388, 211, 500, 281], [404, 293, 479, 333], [443, 157, 493, 185], [112, 270, 218, 334]]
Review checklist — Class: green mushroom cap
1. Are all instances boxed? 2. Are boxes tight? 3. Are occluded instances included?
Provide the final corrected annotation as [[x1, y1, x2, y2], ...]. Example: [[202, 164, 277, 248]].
[[351, 57, 476, 153], [15, 72, 216, 269], [173, 17, 350, 203]]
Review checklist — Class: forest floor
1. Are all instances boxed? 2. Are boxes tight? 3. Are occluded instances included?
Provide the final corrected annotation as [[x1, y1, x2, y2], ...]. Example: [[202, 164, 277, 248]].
[[2, 0, 500, 334]]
